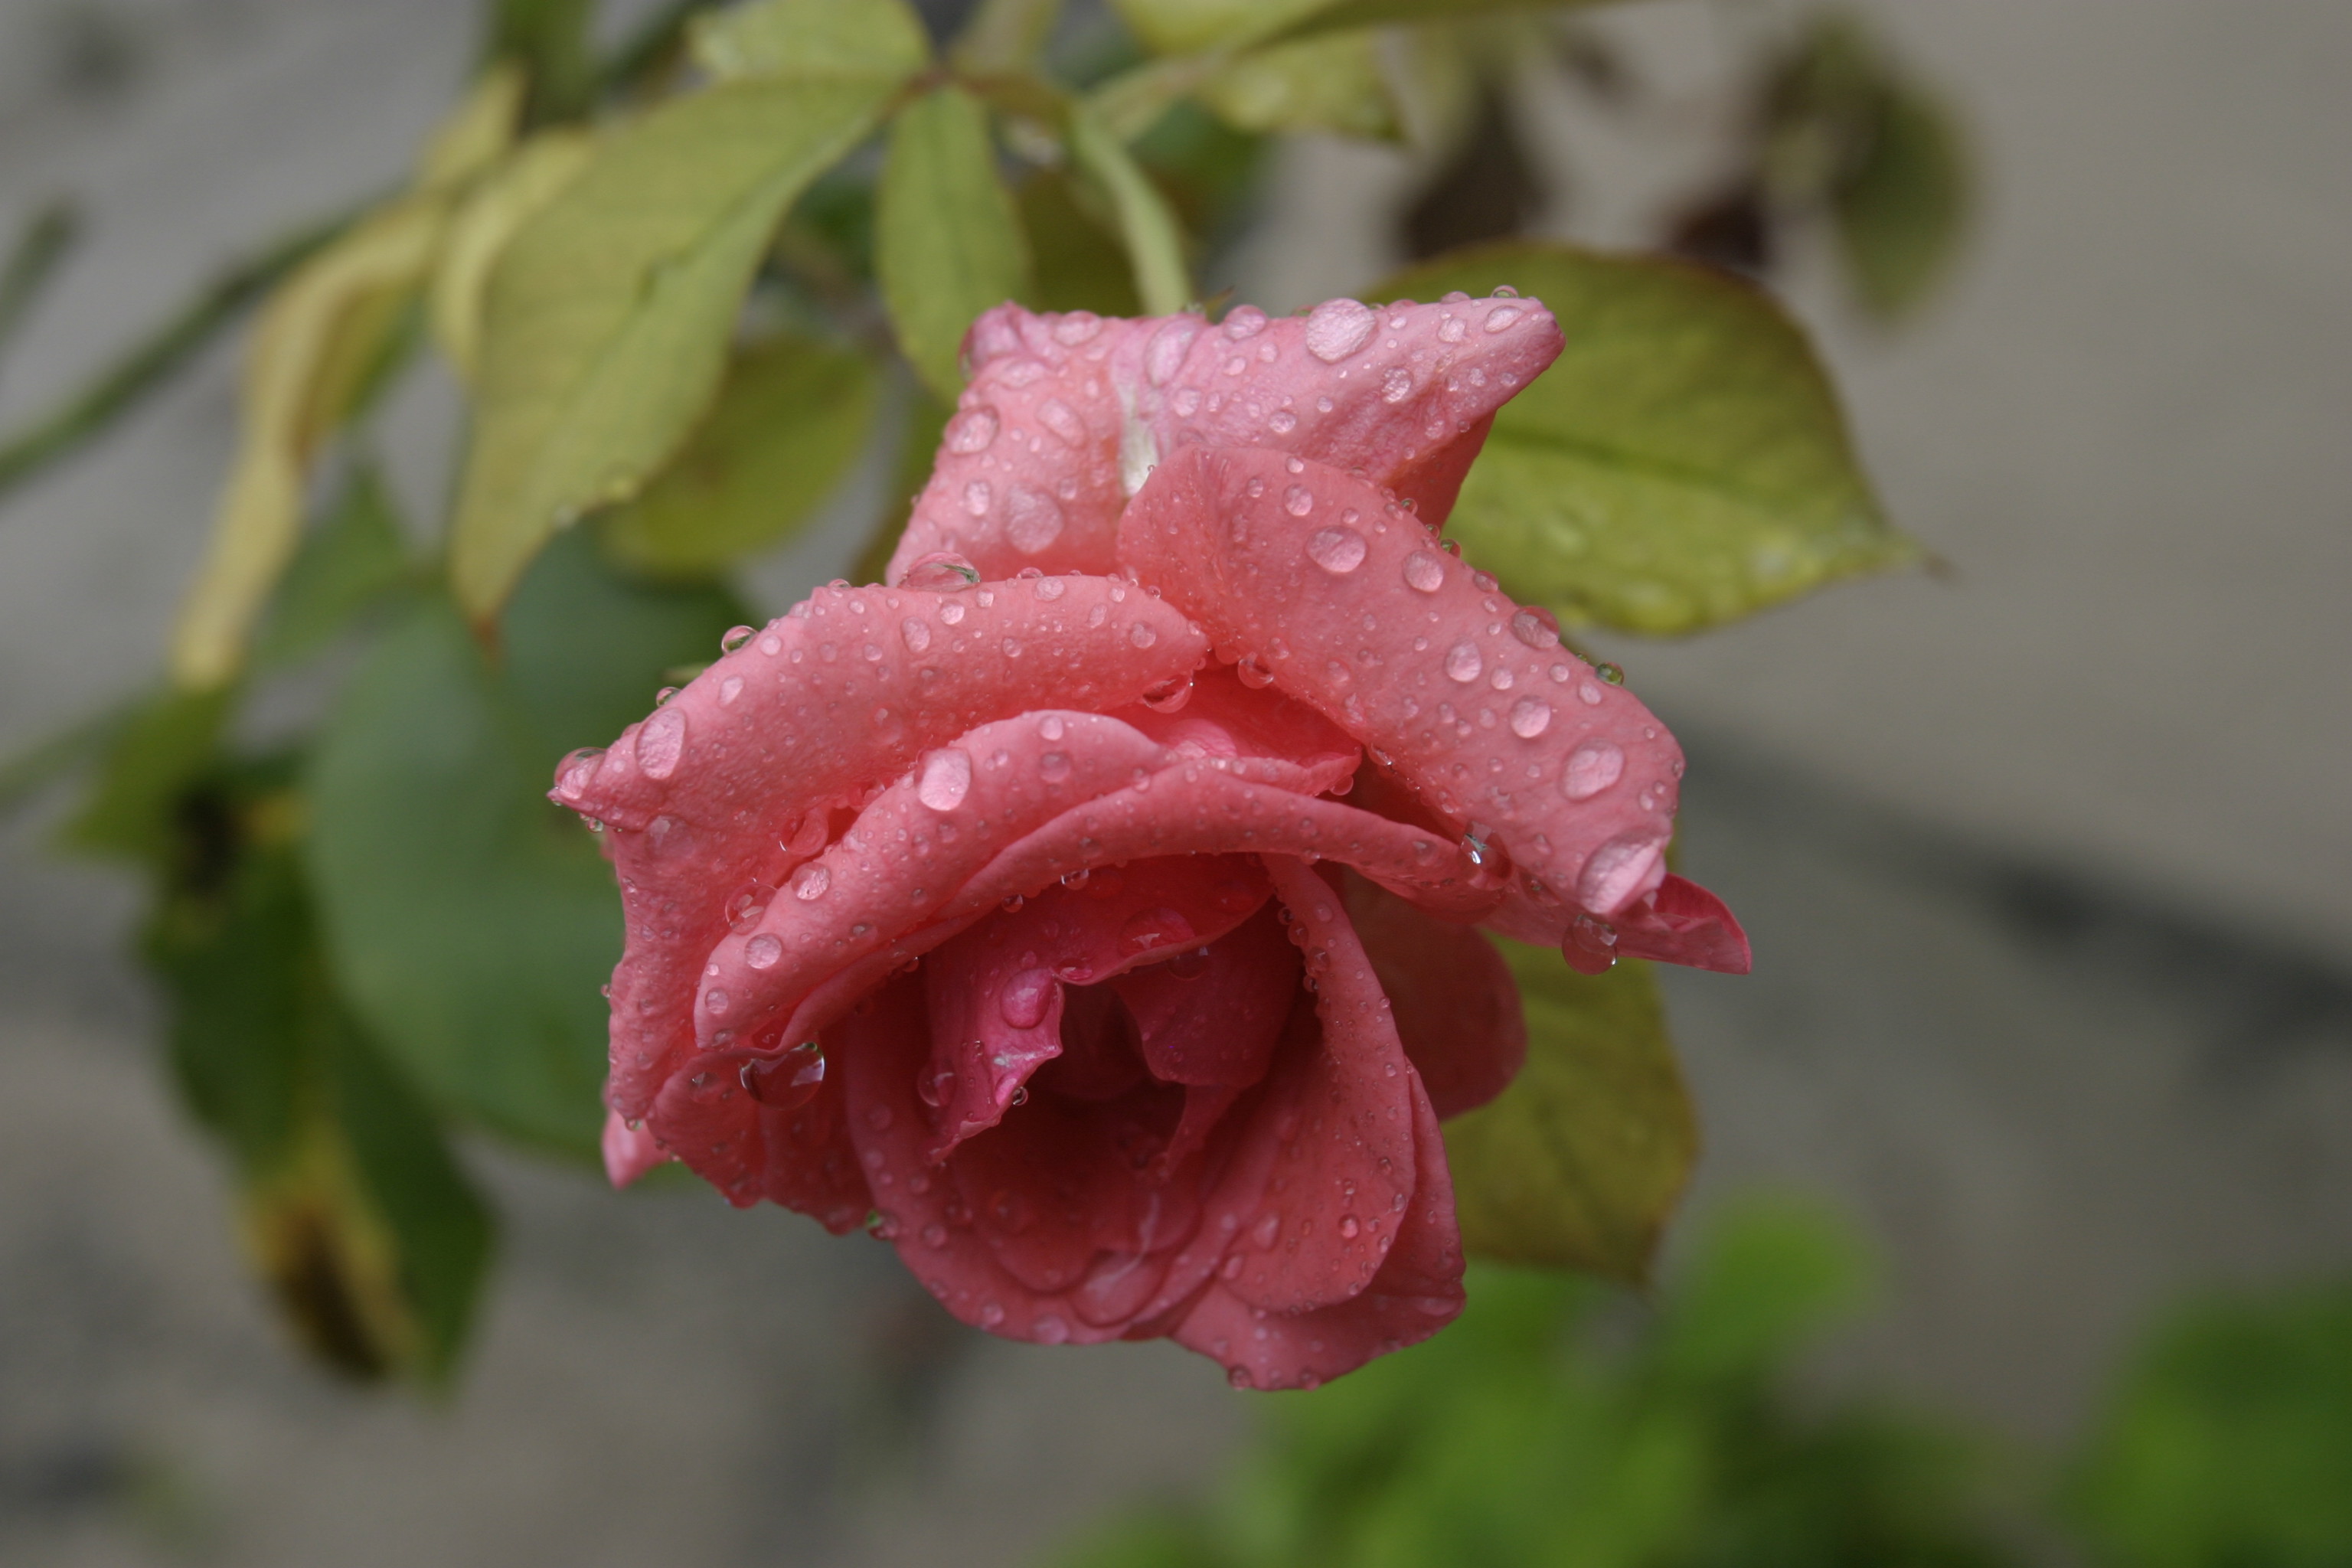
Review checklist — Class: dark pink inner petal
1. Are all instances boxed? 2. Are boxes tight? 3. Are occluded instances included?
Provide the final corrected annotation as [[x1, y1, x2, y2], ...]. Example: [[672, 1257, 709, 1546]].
[[1341, 871, 1528, 1120], [917, 854, 1271, 1159], [1611, 874, 1753, 974]]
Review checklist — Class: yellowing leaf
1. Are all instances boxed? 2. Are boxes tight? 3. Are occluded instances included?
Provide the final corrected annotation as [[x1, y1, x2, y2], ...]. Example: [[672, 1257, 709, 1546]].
[[1200, 30, 1400, 139], [170, 198, 443, 691], [1375, 243, 1915, 634], [877, 85, 1033, 399], [430, 129, 594, 381], [414, 63, 527, 194], [1441, 945, 1696, 1284], [689, 0, 930, 80], [601, 334, 880, 575], [1069, 105, 1192, 315], [446, 76, 903, 622]]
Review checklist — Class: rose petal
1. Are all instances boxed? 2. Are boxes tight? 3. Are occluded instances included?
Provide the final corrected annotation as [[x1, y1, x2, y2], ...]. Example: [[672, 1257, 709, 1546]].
[[601, 1108, 671, 1187], [1113, 902, 1298, 1089], [1341, 871, 1527, 1119], [887, 296, 1564, 583], [918, 854, 1271, 1159], [1121, 446, 1682, 921], [560, 575, 1207, 1125], [1612, 873, 1753, 974]]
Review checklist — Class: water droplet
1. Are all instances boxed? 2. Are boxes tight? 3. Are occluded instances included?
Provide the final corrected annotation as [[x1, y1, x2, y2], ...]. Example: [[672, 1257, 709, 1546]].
[[945, 408, 998, 453], [1128, 621, 1158, 648], [1303, 296, 1377, 361], [1251, 1212, 1281, 1249], [1036, 397, 1086, 446], [1339, 1215, 1360, 1239], [1119, 906, 1194, 959], [556, 747, 603, 799], [741, 1042, 825, 1107], [1437, 315, 1466, 342], [1509, 697, 1552, 738], [1268, 410, 1297, 433], [705, 988, 730, 1015], [1278, 482, 1316, 518], [1146, 316, 1199, 384], [720, 625, 754, 654], [1444, 642, 1484, 683], [917, 750, 972, 811], [635, 707, 687, 779], [1403, 550, 1446, 593], [1000, 969, 1055, 1030], [1141, 675, 1193, 712], [1484, 305, 1523, 333], [917, 1062, 956, 1109], [1053, 310, 1104, 345], [963, 479, 992, 516], [1562, 913, 1620, 975], [1562, 741, 1625, 800], [899, 616, 933, 654], [1596, 661, 1625, 685], [1305, 526, 1368, 575], [653, 686, 678, 705], [1039, 751, 1071, 782], [1492, 285, 1519, 298], [1380, 367, 1414, 403], [1033, 1313, 1070, 1344], [1222, 304, 1267, 338], [745, 933, 782, 969], [1510, 607, 1561, 649], [978, 1299, 1006, 1328], [1005, 486, 1066, 554], [1228, 1366, 1253, 1389], [1038, 714, 1065, 741], [902, 552, 980, 591], [1234, 654, 1276, 688]]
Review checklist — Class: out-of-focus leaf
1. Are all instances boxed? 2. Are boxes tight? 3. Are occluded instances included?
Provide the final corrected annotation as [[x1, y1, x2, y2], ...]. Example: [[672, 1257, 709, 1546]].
[[414, 64, 526, 193], [1279, 0, 1609, 43], [952, 0, 1066, 73], [2066, 1282, 2352, 1568], [1200, 31, 1398, 140], [56, 686, 233, 867], [688, 0, 929, 81], [1374, 243, 1913, 634], [1439, 943, 1694, 1283], [447, 76, 905, 624], [430, 129, 594, 382], [1023, 172, 1145, 317], [1070, 105, 1192, 315], [171, 198, 442, 691], [147, 812, 492, 1384], [252, 464, 414, 670], [877, 85, 1033, 399], [1832, 83, 1969, 319], [1396, 80, 1542, 260], [307, 537, 745, 1153], [488, 0, 596, 124], [1110, 0, 1328, 54], [601, 335, 879, 577], [0, 700, 133, 825], [850, 382, 951, 585]]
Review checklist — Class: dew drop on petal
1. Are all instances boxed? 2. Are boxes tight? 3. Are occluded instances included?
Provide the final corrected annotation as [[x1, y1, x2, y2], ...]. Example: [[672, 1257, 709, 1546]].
[[1039, 750, 1072, 782], [1484, 305, 1523, 333], [917, 750, 972, 811], [1510, 606, 1561, 648], [945, 408, 999, 453], [1403, 550, 1446, 593], [1038, 398, 1086, 446], [902, 552, 980, 592], [1234, 655, 1276, 688], [718, 675, 743, 704], [635, 707, 687, 779], [1119, 906, 1194, 958], [900, 616, 933, 652], [1444, 642, 1484, 683], [1284, 484, 1315, 518], [1038, 714, 1065, 741], [1303, 297, 1376, 362], [791, 863, 831, 900], [1129, 621, 1158, 648], [720, 625, 754, 654], [1305, 526, 1368, 574], [1005, 487, 1066, 554], [706, 988, 730, 1016], [744, 934, 782, 970], [1222, 304, 1268, 338], [1509, 697, 1552, 738], [1000, 969, 1056, 1029], [1596, 661, 1625, 685], [1380, 367, 1414, 403], [1034, 1313, 1070, 1344], [1562, 741, 1625, 800]]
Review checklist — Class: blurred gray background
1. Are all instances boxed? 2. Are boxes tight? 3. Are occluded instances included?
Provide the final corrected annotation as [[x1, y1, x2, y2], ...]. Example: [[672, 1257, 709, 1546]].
[[2, 1, 2348, 1563]]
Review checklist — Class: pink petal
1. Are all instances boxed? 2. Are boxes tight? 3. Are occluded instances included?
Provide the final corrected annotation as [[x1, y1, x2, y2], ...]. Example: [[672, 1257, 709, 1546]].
[[1120, 446, 1684, 923], [887, 296, 1564, 584], [600, 1107, 672, 1187], [556, 575, 1204, 1125], [1341, 871, 1527, 1119], [916, 854, 1271, 1159], [1107, 661, 1361, 795], [1612, 873, 1753, 974]]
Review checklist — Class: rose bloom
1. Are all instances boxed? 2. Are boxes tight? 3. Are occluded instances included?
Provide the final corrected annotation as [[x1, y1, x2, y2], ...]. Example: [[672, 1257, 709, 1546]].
[[554, 295, 1747, 1390]]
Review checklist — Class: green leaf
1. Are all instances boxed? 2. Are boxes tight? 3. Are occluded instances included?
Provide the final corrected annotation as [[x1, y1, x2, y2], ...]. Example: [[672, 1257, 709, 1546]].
[[252, 463, 416, 669], [2066, 1282, 2352, 1568], [1199, 31, 1400, 140], [449, 74, 906, 622], [146, 815, 492, 1384], [1374, 243, 1914, 634], [1276, 0, 1609, 42], [307, 537, 746, 1155], [1069, 105, 1193, 315], [599, 334, 880, 576], [850, 382, 952, 585], [1833, 83, 1969, 320], [56, 685, 234, 866], [689, 0, 930, 82], [1022, 172, 1145, 318], [1110, 0, 1329, 54], [1439, 944, 1694, 1283], [952, 0, 1067, 74], [877, 86, 1034, 400]]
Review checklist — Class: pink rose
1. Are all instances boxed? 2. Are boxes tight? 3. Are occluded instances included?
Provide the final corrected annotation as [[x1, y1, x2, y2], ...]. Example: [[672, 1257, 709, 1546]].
[[556, 295, 1746, 1389]]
